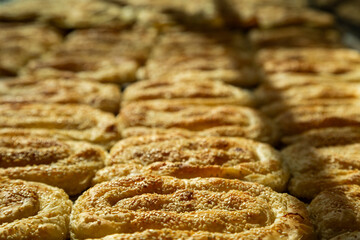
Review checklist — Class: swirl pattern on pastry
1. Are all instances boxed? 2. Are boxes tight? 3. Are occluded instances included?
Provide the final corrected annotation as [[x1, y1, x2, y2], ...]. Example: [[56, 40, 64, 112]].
[[257, 48, 360, 74], [118, 101, 278, 144], [122, 78, 255, 107], [0, 78, 121, 113], [93, 135, 288, 191], [0, 23, 61, 76], [281, 131, 360, 199], [0, 103, 119, 148], [0, 134, 106, 195], [308, 185, 360, 240], [274, 104, 360, 138], [71, 175, 314, 240], [0, 177, 72, 240]]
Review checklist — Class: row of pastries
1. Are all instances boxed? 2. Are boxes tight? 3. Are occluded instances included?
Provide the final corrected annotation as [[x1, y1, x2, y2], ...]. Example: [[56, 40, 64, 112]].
[[0, 0, 359, 239]]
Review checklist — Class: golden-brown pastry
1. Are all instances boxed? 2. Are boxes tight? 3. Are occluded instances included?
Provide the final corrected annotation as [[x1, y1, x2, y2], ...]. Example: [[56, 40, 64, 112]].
[[118, 101, 278, 144], [261, 99, 360, 118], [274, 104, 360, 138], [281, 131, 360, 199], [0, 177, 72, 240], [122, 78, 255, 107], [257, 48, 360, 74], [336, 0, 360, 26], [0, 78, 121, 113], [249, 27, 341, 48], [0, 134, 106, 195], [22, 55, 138, 84], [223, 0, 333, 28], [260, 71, 360, 91], [0, 23, 62, 76], [71, 175, 314, 240], [309, 185, 360, 240], [0, 103, 119, 148], [142, 31, 258, 87], [255, 82, 360, 105], [93, 135, 288, 191]]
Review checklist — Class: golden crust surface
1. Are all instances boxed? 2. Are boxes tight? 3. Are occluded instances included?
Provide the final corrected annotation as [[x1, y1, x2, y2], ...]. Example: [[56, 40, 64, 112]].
[[309, 185, 360, 239], [249, 27, 341, 48], [93, 135, 288, 191], [0, 134, 106, 195], [71, 175, 314, 240], [0, 23, 62, 76], [118, 101, 278, 144], [0, 78, 121, 113], [274, 104, 360, 138], [281, 130, 360, 199], [0, 103, 119, 148], [257, 48, 360, 74], [122, 78, 255, 107], [0, 177, 72, 240], [143, 31, 258, 87]]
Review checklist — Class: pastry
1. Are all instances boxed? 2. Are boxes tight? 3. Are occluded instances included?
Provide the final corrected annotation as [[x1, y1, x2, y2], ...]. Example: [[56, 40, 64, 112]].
[[0, 103, 119, 148], [122, 78, 255, 107], [93, 135, 289, 191], [309, 185, 360, 239], [0, 177, 72, 240], [255, 82, 360, 105], [118, 101, 278, 144], [275, 104, 360, 138], [0, 133, 106, 195], [71, 175, 314, 240], [260, 71, 360, 91], [0, 78, 121, 113], [257, 48, 360, 74], [22, 55, 139, 84], [249, 27, 341, 48], [223, 0, 333, 28], [281, 130, 360, 199], [336, 0, 360, 26], [0, 23, 61, 76], [143, 31, 258, 87]]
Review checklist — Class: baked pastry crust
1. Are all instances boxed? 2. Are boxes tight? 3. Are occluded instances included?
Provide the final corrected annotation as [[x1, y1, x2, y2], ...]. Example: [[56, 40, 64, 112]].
[[0, 78, 121, 113], [118, 101, 278, 144], [71, 175, 314, 240], [257, 48, 360, 74], [274, 104, 360, 138], [0, 177, 72, 240], [0, 23, 61, 76], [143, 31, 258, 87], [281, 130, 360, 199], [249, 27, 342, 48], [309, 185, 360, 239], [0, 103, 120, 148], [256, 82, 360, 105], [224, 0, 333, 28], [0, 134, 106, 195], [122, 78, 255, 107], [93, 135, 288, 191]]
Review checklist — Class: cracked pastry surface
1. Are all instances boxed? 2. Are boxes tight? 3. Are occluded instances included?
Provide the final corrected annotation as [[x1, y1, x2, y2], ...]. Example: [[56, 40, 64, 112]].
[[0, 23, 62, 76], [93, 135, 288, 191], [309, 185, 360, 240], [0, 177, 72, 240], [281, 130, 360, 199], [122, 78, 255, 107], [249, 27, 342, 48], [71, 175, 314, 240], [0, 134, 106, 195], [118, 101, 278, 144], [257, 48, 360, 74], [0, 103, 119, 148], [0, 78, 121, 113]]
